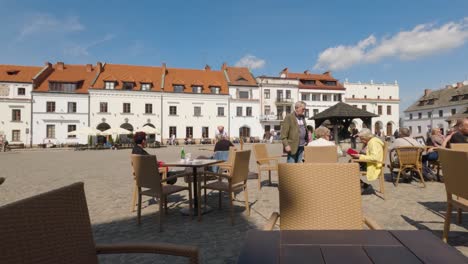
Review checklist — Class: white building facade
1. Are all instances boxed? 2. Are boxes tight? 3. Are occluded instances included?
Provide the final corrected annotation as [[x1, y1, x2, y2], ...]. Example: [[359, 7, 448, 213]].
[[344, 80, 400, 136]]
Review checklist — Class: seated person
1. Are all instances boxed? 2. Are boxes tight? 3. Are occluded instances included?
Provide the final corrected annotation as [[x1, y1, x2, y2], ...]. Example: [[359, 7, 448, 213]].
[[350, 128, 384, 192], [214, 134, 235, 152], [445, 118, 468, 148], [430, 128, 445, 147], [307, 126, 343, 156], [392, 127, 437, 165]]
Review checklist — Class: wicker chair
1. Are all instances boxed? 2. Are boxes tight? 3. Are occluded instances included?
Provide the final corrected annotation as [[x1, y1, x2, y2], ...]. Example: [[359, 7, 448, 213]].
[[202, 150, 251, 225], [252, 143, 281, 190], [352, 142, 388, 199], [131, 166, 167, 212], [0, 182, 199, 264], [264, 163, 381, 230], [393, 147, 425, 187], [438, 149, 468, 243], [303, 146, 338, 163], [131, 154, 193, 231], [451, 143, 468, 151]]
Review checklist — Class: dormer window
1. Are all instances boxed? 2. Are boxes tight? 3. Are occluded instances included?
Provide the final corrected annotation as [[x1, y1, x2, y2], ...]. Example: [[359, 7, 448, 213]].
[[427, 99, 435, 105], [105, 81, 115, 90], [236, 77, 248, 82], [123, 82, 134, 90], [173, 85, 185, 93], [6, 70, 19, 75], [49, 82, 79, 92], [418, 101, 425, 106], [322, 80, 337, 86], [192, 86, 202, 93], [302, 80, 316, 85], [210, 86, 220, 94], [141, 83, 151, 91]]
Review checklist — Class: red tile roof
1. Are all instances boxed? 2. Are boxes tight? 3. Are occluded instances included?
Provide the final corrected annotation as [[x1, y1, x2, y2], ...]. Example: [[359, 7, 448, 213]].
[[92, 64, 163, 91], [34, 62, 99, 93], [280, 68, 345, 91], [0, 65, 42, 83], [163, 67, 228, 94], [225, 67, 257, 86]]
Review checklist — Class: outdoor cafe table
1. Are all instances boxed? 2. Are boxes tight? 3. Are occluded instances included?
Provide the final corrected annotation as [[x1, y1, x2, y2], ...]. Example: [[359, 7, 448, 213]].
[[238, 230, 467, 264], [164, 159, 224, 216]]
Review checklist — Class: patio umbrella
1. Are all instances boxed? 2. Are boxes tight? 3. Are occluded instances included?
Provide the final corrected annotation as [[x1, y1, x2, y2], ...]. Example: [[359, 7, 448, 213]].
[[136, 126, 160, 135], [101, 127, 132, 136], [67, 127, 102, 136]]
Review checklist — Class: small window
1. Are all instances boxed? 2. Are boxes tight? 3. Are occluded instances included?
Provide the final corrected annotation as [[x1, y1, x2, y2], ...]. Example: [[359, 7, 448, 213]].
[[378, 105, 382, 115], [302, 80, 316, 85], [428, 111, 432, 118], [312, 93, 321, 101], [17, 87, 25, 95], [286, 90, 291, 99], [264, 89, 270, 99], [322, 80, 337, 86], [7, 70, 19, 75], [246, 107, 252, 117], [169, 126, 177, 138], [301, 93, 308, 101], [46, 101, 55, 112], [46, 124, 55, 138], [451, 109, 456, 115], [427, 99, 435, 105], [333, 94, 342, 102], [145, 104, 153, 114], [217, 107, 224, 116], [12, 130, 20, 141], [210, 86, 220, 94], [123, 103, 131, 113], [192, 86, 202, 93], [67, 102, 77, 113], [239, 91, 249, 99], [418, 113, 422, 119], [105, 81, 115, 90], [186, 127, 193, 138], [141, 83, 151, 91], [264, 105, 270, 115], [236, 107, 243, 116], [322, 94, 330, 101], [194, 106, 201, 116], [68, 125, 76, 138], [202, 127, 209, 138], [12, 109, 21, 121], [100, 102, 108, 113], [387, 105, 391, 115], [409, 114, 413, 120], [173, 85, 185, 93], [123, 82, 134, 90], [439, 110, 443, 117], [362, 105, 367, 111], [169, 106, 177, 115]]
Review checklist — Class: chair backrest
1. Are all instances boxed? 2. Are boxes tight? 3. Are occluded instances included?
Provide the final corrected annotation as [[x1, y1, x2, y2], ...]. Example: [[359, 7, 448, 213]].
[[438, 149, 468, 200], [0, 182, 99, 264], [278, 163, 363, 230], [131, 154, 162, 193], [230, 150, 251, 185], [252, 143, 268, 162], [303, 146, 338, 163], [395, 146, 423, 166], [451, 143, 468, 152]]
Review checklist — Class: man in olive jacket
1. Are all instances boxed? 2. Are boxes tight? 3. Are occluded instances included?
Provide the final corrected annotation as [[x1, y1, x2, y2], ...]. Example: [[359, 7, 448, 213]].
[[281, 101, 308, 163]]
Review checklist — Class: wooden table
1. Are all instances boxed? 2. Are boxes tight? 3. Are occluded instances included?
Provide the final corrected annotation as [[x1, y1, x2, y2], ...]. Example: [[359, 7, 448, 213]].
[[164, 159, 224, 216], [238, 230, 467, 264]]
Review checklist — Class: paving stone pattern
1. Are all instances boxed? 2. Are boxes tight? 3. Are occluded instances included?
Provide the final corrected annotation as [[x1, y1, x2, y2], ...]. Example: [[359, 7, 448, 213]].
[[0, 144, 466, 263]]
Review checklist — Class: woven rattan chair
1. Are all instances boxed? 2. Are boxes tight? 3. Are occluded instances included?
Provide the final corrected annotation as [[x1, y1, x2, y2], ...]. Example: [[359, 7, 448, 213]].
[[131, 166, 167, 212], [393, 147, 425, 187], [0, 182, 199, 264], [303, 146, 338, 163], [438, 149, 468, 242], [252, 143, 280, 190], [451, 143, 468, 151], [202, 150, 251, 225], [264, 163, 381, 230], [352, 142, 388, 199], [131, 154, 193, 231]]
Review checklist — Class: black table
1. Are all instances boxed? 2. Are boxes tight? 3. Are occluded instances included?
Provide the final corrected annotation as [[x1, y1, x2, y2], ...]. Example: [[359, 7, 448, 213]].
[[238, 230, 467, 264], [165, 159, 224, 216]]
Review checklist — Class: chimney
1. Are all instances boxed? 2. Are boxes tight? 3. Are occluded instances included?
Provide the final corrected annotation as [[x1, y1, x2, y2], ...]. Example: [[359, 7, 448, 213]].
[[221, 62, 227, 71], [322, 71, 331, 76], [86, 64, 93, 72], [456, 82, 464, 88], [304, 70, 310, 74], [162, 62, 167, 74], [44, 61, 52, 68], [204, 64, 211, 71], [97, 62, 103, 73], [424, 89, 432, 97], [56, 62, 64, 71]]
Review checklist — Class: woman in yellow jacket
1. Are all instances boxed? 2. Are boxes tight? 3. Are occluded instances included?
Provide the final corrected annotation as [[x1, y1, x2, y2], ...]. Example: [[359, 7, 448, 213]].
[[350, 128, 384, 190]]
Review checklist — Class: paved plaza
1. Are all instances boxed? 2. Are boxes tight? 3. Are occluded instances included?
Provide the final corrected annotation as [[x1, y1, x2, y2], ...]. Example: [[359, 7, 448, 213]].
[[0, 144, 467, 263]]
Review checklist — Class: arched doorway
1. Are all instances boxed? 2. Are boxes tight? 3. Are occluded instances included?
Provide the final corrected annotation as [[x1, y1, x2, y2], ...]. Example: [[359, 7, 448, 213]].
[[120, 123, 134, 143], [96, 122, 110, 132], [239, 126, 250, 139], [143, 123, 156, 142], [143, 123, 155, 128], [120, 123, 134, 132], [386, 122, 393, 136]]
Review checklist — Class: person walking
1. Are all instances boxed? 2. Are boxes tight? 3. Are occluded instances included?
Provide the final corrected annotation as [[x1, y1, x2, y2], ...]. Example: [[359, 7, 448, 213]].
[[280, 101, 308, 163]]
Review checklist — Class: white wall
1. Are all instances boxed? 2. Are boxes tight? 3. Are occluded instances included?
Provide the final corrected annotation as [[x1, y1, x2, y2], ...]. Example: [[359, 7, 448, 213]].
[[299, 89, 346, 127], [162, 93, 229, 141], [0, 82, 32, 144], [89, 89, 162, 141], [228, 85, 263, 138], [32, 93, 89, 145]]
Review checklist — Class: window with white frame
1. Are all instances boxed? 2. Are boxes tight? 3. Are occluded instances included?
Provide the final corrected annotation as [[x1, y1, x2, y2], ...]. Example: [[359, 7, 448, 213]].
[[46, 125, 55, 138], [68, 125, 76, 138], [192, 86, 202, 93], [333, 94, 342, 102], [169, 106, 177, 115], [194, 106, 201, 116], [236, 107, 242, 116], [186, 127, 193, 138], [100, 102, 108, 113], [141, 83, 151, 91], [210, 86, 220, 94], [68, 102, 77, 113], [264, 105, 271, 115], [312, 93, 321, 101], [46, 101, 55, 112], [246, 107, 252, 116], [169, 126, 177, 138], [12, 130, 20, 141], [174, 85, 185, 93], [145, 104, 153, 114], [239, 91, 249, 99], [202, 127, 209, 138], [12, 109, 21, 121], [17, 87, 25, 95], [123, 103, 131, 113], [217, 107, 224, 116], [105, 81, 115, 90], [264, 89, 270, 99]]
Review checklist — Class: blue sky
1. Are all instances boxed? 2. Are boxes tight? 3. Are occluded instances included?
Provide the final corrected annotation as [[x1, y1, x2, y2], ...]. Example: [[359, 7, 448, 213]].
[[1, 0, 468, 112]]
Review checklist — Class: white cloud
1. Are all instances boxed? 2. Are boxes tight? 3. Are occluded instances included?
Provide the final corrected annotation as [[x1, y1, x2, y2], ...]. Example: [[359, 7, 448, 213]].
[[314, 17, 468, 71], [18, 13, 84, 39], [63, 33, 115, 57], [235, 54, 266, 70]]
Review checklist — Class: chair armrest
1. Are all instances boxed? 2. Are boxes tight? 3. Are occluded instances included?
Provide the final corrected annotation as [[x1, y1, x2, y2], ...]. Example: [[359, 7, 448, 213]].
[[96, 243, 199, 262], [264, 212, 280, 230], [363, 216, 382, 230], [257, 157, 280, 164]]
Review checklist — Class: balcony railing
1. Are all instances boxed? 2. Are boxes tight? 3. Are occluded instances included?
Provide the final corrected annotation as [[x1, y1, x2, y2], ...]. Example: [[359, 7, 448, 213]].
[[275, 98, 294, 105], [260, 114, 281, 121]]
